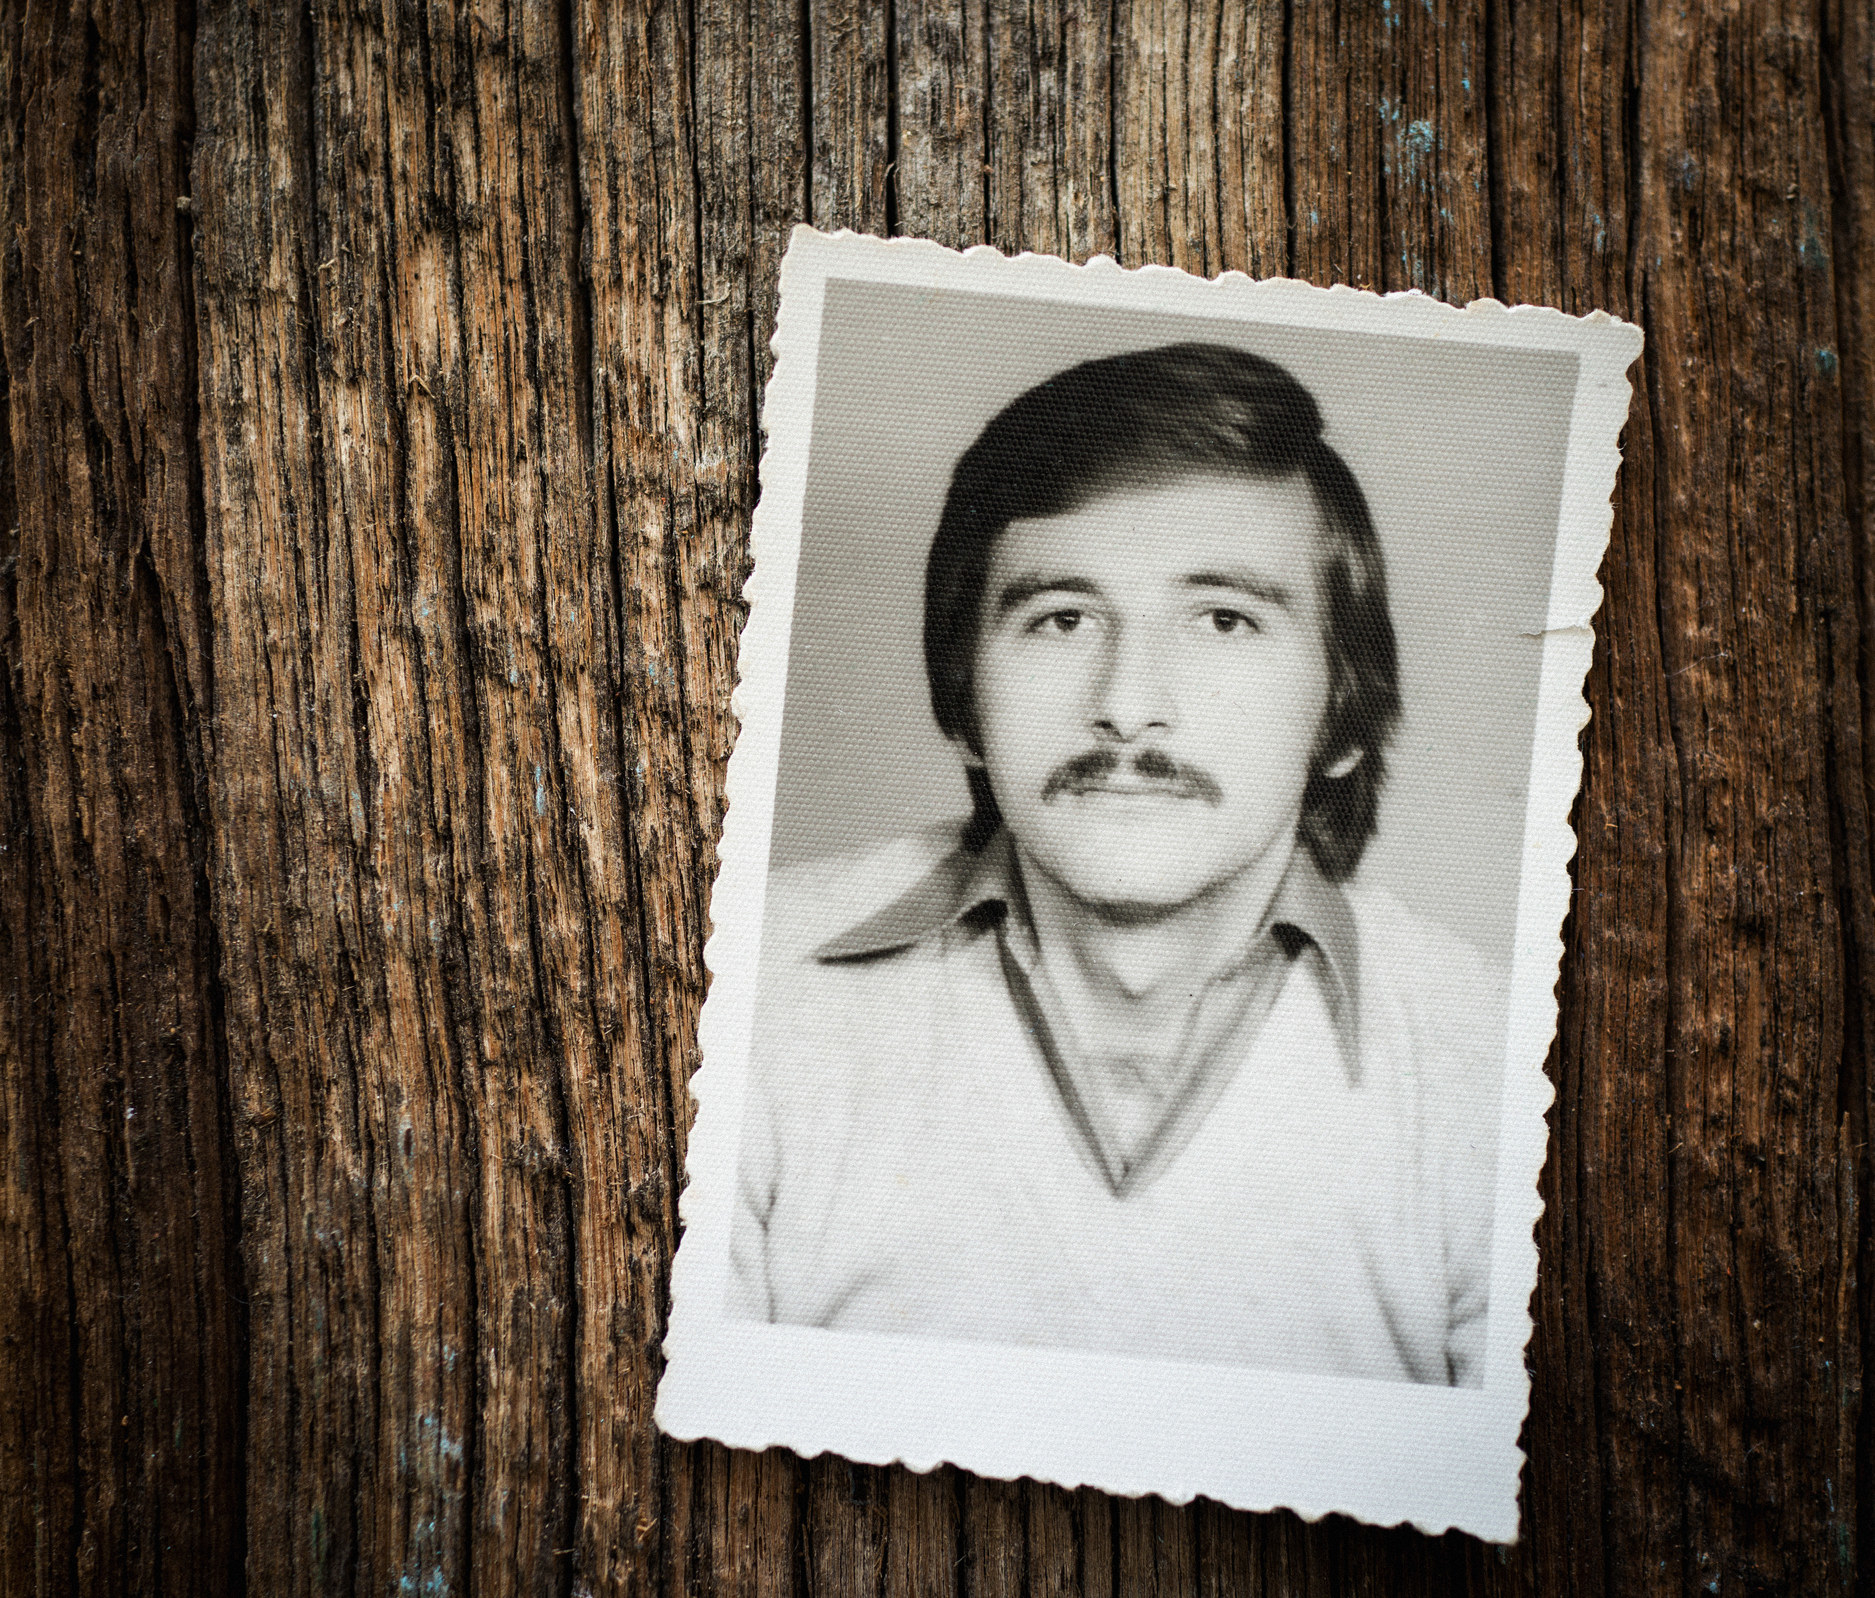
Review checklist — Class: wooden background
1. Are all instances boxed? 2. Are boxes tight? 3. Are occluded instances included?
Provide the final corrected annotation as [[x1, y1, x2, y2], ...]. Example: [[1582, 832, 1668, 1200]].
[[2, 0, 1871, 1593]]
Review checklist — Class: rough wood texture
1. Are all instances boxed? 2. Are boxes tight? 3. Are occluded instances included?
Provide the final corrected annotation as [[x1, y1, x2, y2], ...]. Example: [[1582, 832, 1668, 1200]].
[[1, 1, 1870, 1593]]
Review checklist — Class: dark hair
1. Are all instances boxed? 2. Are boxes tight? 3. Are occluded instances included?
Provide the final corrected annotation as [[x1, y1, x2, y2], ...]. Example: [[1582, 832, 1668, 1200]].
[[924, 342, 1400, 883]]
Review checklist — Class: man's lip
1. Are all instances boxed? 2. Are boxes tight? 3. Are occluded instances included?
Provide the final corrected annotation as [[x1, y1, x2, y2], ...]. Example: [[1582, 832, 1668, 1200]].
[[1054, 780, 1200, 799]]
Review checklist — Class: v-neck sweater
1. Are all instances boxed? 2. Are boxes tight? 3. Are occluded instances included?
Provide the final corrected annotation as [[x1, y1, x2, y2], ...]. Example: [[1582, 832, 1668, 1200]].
[[730, 826, 1502, 1386]]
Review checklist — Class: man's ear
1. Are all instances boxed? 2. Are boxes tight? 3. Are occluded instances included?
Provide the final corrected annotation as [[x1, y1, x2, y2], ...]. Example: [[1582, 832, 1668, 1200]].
[[1322, 747, 1363, 780]]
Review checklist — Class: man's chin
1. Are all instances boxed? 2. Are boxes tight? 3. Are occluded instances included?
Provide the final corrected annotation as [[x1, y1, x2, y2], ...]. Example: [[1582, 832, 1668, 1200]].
[[1010, 810, 1279, 917], [1024, 855, 1229, 922]]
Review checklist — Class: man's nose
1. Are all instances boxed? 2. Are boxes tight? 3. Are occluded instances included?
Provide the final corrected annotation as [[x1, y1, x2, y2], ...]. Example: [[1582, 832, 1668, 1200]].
[[1091, 623, 1176, 741]]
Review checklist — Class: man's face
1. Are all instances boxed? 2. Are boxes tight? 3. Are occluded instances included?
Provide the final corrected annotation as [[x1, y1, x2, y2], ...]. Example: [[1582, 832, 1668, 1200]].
[[971, 472, 1333, 912]]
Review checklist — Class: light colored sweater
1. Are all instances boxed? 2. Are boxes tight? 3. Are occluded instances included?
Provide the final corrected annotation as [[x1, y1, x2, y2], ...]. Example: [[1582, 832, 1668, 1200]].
[[730, 828, 1502, 1386]]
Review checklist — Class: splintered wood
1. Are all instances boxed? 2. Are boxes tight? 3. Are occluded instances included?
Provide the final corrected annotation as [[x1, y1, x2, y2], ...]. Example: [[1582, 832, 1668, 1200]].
[[2, 1, 1871, 1593]]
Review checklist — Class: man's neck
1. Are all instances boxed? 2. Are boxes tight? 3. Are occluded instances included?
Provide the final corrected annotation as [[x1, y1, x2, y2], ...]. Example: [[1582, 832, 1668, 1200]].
[[1015, 834, 1298, 1054]]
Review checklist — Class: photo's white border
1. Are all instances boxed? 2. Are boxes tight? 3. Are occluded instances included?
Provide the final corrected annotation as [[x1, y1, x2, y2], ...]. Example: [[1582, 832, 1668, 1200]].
[[655, 227, 1642, 1543]]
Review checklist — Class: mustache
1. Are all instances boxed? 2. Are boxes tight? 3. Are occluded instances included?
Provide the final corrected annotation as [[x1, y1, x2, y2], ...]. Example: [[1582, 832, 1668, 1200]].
[[1040, 747, 1224, 805]]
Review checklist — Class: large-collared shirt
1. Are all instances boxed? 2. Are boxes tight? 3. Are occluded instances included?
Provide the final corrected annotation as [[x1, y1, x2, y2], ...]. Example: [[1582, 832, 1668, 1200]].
[[731, 825, 1502, 1386], [816, 828, 1361, 1197]]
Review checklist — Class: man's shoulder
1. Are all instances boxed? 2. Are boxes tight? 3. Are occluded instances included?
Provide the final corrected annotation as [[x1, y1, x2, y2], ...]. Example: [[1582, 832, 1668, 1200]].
[[1344, 883, 1503, 1061], [1345, 879, 1489, 974], [748, 827, 968, 1097], [759, 823, 968, 973]]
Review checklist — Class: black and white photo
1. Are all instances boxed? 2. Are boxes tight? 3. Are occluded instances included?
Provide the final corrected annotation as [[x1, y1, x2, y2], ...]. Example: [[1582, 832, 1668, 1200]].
[[735, 337, 1497, 1386], [658, 229, 1641, 1540]]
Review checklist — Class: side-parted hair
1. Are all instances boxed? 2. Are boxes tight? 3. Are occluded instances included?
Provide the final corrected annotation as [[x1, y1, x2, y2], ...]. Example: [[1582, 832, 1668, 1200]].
[[924, 342, 1400, 883]]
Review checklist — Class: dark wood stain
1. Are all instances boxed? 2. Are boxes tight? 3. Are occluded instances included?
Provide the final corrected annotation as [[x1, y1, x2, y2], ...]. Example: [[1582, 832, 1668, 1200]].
[[1, 0, 1870, 1592]]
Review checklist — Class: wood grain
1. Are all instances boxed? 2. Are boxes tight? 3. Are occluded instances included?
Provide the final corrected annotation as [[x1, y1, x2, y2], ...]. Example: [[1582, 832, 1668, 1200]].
[[1, 4, 241, 1593], [2, 0, 1870, 1593]]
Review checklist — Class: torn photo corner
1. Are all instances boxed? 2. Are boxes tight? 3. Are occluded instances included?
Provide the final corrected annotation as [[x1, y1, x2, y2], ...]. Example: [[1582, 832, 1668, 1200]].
[[655, 227, 1642, 1543]]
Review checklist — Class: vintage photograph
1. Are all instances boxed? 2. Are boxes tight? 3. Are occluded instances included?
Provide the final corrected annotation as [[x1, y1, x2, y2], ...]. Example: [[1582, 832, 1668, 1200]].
[[660, 230, 1641, 1539]]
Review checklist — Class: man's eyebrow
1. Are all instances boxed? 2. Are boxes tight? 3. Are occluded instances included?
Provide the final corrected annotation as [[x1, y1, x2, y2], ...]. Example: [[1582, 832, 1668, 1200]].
[[994, 575, 1102, 614], [1181, 570, 1300, 609]]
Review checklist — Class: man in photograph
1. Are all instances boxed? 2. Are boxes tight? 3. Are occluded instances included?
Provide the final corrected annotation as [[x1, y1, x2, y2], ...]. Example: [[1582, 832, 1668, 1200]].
[[730, 343, 1499, 1386]]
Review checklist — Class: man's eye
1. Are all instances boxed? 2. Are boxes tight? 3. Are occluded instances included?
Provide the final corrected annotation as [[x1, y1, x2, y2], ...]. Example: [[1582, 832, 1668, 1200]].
[[1210, 609, 1258, 634], [1029, 609, 1084, 634]]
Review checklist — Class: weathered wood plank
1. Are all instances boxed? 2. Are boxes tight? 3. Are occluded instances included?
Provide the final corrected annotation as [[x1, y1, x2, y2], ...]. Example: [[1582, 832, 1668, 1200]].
[[576, 0, 804, 1588], [996, 0, 1116, 261], [1635, 0, 1863, 1586], [1112, 0, 1269, 276], [883, 1467, 957, 1597], [1490, 5, 1679, 1592], [0, 4, 241, 1594], [673, 0, 811, 1591], [896, 0, 988, 247], [4, 0, 1872, 1592], [191, 12, 375, 1588], [813, 0, 894, 233], [795, 3, 904, 1579], [1823, 0, 1875, 1563], [192, 1, 610, 1591]]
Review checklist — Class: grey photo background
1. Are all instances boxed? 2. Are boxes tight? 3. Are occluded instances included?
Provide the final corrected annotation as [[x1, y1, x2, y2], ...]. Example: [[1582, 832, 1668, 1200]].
[[767, 277, 1579, 1006]]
